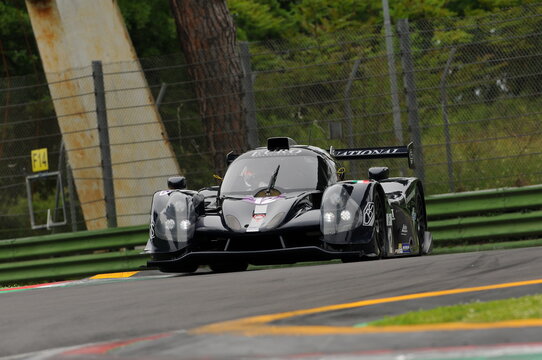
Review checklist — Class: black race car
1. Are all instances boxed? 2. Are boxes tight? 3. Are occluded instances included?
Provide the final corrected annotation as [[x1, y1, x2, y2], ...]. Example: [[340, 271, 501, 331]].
[[144, 137, 432, 273]]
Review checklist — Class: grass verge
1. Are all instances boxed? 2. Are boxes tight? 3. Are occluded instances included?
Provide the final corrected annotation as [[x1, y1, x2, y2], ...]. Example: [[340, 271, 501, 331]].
[[368, 294, 542, 326]]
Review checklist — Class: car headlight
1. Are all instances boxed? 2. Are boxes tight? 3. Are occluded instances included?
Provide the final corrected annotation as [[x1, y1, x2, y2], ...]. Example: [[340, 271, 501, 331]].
[[321, 185, 362, 235], [165, 219, 176, 230], [154, 192, 196, 242], [340, 210, 351, 221], [179, 219, 191, 230], [323, 212, 335, 223]]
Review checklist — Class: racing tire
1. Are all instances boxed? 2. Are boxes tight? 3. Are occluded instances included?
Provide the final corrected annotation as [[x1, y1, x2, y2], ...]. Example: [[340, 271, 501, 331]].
[[341, 191, 387, 263], [369, 191, 387, 259], [209, 262, 249, 273], [414, 188, 428, 256]]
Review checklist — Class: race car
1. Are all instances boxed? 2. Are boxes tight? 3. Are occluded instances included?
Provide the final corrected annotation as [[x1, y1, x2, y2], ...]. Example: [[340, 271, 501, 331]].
[[144, 137, 432, 273]]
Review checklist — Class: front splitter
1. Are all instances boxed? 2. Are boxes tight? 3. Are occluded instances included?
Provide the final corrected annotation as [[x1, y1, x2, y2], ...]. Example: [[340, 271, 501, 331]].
[[148, 246, 362, 268]]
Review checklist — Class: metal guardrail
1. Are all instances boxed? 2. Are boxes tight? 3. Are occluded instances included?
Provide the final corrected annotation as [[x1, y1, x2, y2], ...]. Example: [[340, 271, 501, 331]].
[[426, 185, 542, 245], [0, 226, 149, 285], [1, 185, 541, 284]]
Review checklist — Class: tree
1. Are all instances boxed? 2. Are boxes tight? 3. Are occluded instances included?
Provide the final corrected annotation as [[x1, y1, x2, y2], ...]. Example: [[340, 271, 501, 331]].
[[169, 0, 248, 174], [0, 0, 40, 76]]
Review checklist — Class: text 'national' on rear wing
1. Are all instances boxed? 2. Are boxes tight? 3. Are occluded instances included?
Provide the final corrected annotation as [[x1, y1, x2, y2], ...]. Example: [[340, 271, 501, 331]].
[[330, 142, 415, 169]]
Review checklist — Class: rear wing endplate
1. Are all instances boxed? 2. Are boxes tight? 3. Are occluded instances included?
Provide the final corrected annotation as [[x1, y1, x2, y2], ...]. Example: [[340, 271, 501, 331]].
[[330, 142, 415, 169]]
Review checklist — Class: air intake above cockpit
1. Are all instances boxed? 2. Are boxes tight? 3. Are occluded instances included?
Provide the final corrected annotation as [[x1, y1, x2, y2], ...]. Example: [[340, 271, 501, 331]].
[[267, 137, 297, 151]]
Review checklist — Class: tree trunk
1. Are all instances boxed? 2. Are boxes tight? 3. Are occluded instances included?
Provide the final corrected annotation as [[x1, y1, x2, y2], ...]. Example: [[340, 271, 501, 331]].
[[169, 0, 248, 174]]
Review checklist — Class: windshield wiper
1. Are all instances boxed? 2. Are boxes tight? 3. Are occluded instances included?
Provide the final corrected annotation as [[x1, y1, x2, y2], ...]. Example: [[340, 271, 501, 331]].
[[265, 165, 280, 196]]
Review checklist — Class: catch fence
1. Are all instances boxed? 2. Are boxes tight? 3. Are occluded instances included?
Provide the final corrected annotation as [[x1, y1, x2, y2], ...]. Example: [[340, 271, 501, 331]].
[[1, 4, 542, 239]]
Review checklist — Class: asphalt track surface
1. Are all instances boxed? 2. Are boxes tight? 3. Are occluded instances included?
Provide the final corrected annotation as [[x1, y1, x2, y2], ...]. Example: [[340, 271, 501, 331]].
[[2, 247, 542, 359]]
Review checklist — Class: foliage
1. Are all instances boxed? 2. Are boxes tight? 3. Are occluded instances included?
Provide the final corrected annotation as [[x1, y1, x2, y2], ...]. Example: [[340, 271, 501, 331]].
[[116, 0, 178, 57], [0, 188, 67, 240], [228, 0, 292, 41], [1, 0, 537, 77], [369, 294, 542, 326], [0, 0, 40, 76]]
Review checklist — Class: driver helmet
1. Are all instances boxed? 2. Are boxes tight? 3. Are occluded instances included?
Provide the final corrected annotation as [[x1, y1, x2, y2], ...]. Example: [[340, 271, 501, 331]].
[[241, 166, 257, 188]]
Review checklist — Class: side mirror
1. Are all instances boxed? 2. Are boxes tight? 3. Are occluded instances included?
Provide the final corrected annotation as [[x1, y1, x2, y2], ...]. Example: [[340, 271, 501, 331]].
[[168, 176, 187, 190], [226, 151, 239, 166]]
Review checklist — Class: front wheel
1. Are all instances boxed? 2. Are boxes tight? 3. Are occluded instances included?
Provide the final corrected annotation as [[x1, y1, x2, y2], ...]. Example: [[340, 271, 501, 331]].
[[369, 191, 387, 259]]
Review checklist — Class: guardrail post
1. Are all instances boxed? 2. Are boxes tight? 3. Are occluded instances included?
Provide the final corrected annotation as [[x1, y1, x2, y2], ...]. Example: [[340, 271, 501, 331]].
[[92, 60, 117, 228]]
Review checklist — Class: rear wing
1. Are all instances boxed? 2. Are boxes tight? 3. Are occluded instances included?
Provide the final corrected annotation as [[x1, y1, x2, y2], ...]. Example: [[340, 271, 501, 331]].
[[330, 142, 415, 169]]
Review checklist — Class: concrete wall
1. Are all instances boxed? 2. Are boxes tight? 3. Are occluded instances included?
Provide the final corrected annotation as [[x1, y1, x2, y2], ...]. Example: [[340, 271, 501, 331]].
[[26, 0, 181, 229]]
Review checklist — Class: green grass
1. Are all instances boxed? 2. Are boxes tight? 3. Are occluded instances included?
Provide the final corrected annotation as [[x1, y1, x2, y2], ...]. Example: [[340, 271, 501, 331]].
[[368, 294, 542, 327]]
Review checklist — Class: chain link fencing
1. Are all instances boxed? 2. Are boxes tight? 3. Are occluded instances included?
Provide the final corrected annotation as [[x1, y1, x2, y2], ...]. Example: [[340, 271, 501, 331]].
[[1, 4, 541, 239]]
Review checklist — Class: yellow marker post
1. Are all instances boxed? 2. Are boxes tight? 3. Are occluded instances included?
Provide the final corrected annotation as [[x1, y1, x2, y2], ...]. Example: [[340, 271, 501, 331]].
[[31, 148, 49, 172]]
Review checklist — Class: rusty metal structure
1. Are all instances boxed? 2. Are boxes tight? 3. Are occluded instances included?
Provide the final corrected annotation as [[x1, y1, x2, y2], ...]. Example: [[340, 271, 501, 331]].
[[25, 0, 180, 229]]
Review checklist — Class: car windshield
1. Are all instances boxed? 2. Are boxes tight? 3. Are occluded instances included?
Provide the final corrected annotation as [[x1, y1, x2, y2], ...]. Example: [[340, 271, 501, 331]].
[[221, 155, 319, 196]]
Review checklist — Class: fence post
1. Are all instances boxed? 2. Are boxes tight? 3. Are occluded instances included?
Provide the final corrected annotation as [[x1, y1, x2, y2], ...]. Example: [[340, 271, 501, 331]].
[[52, 141, 66, 233], [344, 58, 362, 179], [382, 0, 403, 146], [397, 19, 425, 182], [66, 163, 78, 232], [440, 48, 456, 193], [155, 82, 168, 110], [240, 42, 259, 149], [344, 58, 362, 149], [92, 60, 117, 228]]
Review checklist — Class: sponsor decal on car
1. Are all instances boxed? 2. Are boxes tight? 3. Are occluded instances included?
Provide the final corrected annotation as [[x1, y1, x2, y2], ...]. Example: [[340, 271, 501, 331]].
[[243, 195, 285, 205], [149, 220, 155, 239], [401, 224, 408, 236], [386, 213, 393, 226], [250, 149, 303, 157], [247, 204, 268, 232], [362, 202, 375, 226], [333, 148, 402, 157]]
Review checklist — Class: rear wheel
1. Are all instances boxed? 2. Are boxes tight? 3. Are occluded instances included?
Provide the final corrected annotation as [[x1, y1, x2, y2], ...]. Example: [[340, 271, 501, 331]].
[[209, 262, 249, 273]]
